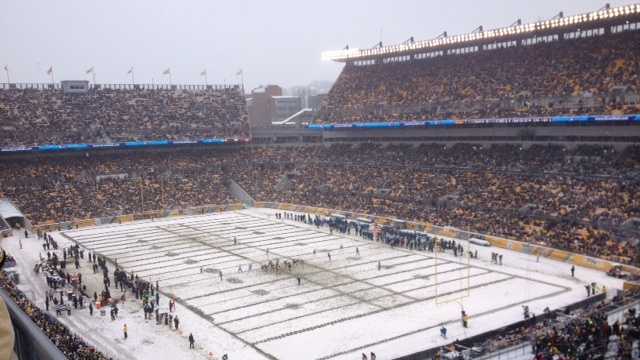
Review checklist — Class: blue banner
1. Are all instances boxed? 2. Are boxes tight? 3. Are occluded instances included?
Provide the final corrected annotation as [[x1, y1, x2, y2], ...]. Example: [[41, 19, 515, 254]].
[[0, 147, 30, 153], [92, 143, 118, 149], [62, 144, 91, 150], [593, 115, 631, 122], [199, 138, 225, 144], [550, 115, 595, 124], [173, 140, 197, 145], [38, 144, 63, 152], [403, 121, 428, 127], [121, 140, 172, 148], [426, 119, 455, 127], [353, 122, 403, 129], [310, 114, 637, 130], [0, 137, 234, 155]]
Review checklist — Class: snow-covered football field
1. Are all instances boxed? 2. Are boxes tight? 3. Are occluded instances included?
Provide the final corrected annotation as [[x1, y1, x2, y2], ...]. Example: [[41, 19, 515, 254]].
[[48, 208, 620, 360]]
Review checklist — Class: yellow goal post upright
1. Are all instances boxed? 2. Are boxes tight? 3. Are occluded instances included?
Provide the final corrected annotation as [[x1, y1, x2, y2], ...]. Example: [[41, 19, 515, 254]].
[[434, 233, 471, 306]]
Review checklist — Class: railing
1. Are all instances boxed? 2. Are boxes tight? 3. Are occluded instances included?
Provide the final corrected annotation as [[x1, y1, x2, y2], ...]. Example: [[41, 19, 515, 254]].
[[0, 82, 240, 91], [0, 289, 66, 360], [606, 298, 640, 324], [0, 217, 11, 237], [473, 342, 533, 360]]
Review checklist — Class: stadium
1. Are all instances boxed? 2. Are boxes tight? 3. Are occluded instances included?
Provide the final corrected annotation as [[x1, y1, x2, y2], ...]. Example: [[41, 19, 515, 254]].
[[1, 2, 640, 360]]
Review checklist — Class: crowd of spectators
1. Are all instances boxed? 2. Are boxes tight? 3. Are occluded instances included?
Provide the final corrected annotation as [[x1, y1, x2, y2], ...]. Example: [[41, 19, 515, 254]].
[[458, 289, 640, 360], [0, 86, 248, 147], [229, 144, 640, 265], [0, 150, 235, 224], [320, 30, 640, 122], [0, 270, 110, 359], [0, 142, 639, 358], [532, 303, 640, 360], [1, 142, 639, 265]]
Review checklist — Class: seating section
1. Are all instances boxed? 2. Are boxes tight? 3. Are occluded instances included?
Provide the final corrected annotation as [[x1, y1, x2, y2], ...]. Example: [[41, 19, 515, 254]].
[[1, 144, 638, 264], [320, 30, 640, 122], [228, 144, 640, 265], [0, 151, 234, 224], [0, 86, 248, 147]]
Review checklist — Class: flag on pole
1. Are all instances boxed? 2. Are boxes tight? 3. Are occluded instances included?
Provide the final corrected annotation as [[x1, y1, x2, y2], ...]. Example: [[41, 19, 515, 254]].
[[236, 69, 243, 76], [200, 69, 207, 76], [127, 67, 134, 74], [162, 68, 171, 75], [85, 66, 94, 74], [46, 66, 53, 75]]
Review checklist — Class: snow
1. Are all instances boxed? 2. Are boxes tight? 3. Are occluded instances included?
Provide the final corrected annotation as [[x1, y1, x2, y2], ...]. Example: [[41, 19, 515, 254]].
[[1, 208, 624, 360]]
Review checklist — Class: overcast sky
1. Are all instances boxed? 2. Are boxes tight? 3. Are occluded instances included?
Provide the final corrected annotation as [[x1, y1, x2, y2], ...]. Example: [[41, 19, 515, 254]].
[[0, 0, 634, 91]]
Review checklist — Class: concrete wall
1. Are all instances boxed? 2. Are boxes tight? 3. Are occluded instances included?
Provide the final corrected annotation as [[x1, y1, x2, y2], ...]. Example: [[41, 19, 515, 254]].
[[321, 125, 640, 140], [254, 124, 640, 148]]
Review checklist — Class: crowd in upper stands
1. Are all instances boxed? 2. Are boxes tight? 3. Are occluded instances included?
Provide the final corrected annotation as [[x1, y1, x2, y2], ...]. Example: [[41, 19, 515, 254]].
[[0, 86, 248, 147], [0, 151, 234, 224], [0, 271, 110, 359], [320, 30, 640, 122]]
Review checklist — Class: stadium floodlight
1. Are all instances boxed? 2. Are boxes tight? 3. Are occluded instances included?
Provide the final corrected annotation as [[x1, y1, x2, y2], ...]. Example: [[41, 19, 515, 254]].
[[321, 3, 640, 61], [321, 48, 362, 61]]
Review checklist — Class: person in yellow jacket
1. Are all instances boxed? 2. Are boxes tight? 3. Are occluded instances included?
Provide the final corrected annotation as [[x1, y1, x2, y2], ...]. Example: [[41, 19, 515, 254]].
[[0, 298, 15, 360]]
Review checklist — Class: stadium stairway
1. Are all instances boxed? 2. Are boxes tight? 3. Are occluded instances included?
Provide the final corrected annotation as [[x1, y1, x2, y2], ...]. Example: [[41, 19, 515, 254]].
[[227, 179, 255, 207]]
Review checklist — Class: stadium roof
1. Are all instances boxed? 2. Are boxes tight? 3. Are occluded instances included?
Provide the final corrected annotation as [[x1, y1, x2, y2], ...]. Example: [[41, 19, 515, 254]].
[[322, 3, 640, 62], [0, 199, 25, 221]]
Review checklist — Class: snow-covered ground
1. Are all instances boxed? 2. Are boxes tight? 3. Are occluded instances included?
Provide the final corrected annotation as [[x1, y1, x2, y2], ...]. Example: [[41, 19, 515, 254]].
[[2, 208, 624, 360]]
